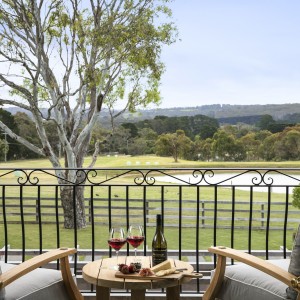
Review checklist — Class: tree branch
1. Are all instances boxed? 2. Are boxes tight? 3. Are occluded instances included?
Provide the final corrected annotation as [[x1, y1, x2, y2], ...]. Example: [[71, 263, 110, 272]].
[[0, 121, 44, 156], [0, 74, 32, 100], [0, 99, 31, 111], [87, 140, 100, 168]]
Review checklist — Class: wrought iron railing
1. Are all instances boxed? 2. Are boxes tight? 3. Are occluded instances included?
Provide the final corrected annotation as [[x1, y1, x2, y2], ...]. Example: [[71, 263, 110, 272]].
[[0, 168, 299, 297]]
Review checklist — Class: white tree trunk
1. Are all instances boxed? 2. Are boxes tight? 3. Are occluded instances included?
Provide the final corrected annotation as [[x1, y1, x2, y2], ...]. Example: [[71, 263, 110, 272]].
[[60, 185, 86, 229]]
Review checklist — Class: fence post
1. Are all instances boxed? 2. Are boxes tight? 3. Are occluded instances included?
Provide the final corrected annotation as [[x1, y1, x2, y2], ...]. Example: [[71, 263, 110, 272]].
[[146, 200, 149, 226], [36, 199, 39, 223], [261, 204, 264, 228], [202, 202, 205, 226], [88, 198, 92, 223]]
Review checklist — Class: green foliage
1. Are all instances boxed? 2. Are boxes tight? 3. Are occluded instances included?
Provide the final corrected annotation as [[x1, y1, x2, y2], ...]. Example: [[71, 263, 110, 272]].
[[0, 109, 19, 159], [121, 123, 139, 139], [239, 132, 261, 161], [195, 137, 213, 161], [106, 127, 131, 154], [128, 128, 158, 155], [257, 114, 275, 130], [136, 114, 219, 139], [279, 130, 300, 160], [292, 186, 300, 210], [106, 118, 300, 162], [155, 130, 193, 162], [211, 130, 246, 161], [0, 138, 8, 161], [259, 125, 300, 161], [13, 112, 41, 159]]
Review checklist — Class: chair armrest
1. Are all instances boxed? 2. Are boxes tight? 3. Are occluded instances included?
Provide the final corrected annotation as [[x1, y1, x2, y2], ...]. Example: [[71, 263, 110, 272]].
[[203, 246, 299, 300], [209, 246, 295, 287], [0, 248, 83, 300]]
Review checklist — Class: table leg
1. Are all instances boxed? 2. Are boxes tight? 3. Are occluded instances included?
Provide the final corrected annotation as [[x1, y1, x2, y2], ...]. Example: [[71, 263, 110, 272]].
[[96, 286, 110, 300], [166, 285, 180, 300], [131, 289, 146, 300]]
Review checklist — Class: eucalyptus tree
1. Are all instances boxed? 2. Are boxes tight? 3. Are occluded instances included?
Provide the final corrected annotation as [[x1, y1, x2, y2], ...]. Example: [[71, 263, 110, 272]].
[[128, 127, 157, 155], [0, 0, 177, 228], [155, 130, 193, 162], [211, 129, 246, 161], [239, 132, 260, 161]]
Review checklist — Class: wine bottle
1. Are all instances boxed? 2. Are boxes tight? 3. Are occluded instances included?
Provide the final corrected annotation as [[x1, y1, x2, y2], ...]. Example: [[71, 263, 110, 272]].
[[152, 214, 167, 266]]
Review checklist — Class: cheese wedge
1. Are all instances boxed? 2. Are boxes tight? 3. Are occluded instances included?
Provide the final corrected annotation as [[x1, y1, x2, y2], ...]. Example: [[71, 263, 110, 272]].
[[155, 267, 179, 277], [150, 259, 172, 273]]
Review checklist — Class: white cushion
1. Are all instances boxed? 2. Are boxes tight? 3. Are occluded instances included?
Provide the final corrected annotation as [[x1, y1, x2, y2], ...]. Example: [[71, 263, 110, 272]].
[[0, 264, 5, 300], [214, 259, 290, 300], [0, 262, 70, 300], [287, 225, 300, 300]]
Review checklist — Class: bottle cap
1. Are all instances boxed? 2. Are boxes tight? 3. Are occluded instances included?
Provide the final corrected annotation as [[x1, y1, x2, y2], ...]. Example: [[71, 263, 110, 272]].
[[156, 214, 162, 223]]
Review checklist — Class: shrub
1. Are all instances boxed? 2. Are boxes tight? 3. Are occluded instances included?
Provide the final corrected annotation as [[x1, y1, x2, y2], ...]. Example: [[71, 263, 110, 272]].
[[292, 186, 300, 209]]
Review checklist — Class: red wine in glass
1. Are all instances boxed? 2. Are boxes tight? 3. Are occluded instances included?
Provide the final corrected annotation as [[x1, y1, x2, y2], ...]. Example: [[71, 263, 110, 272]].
[[127, 225, 144, 261], [108, 238, 127, 251], [108, 227, 126, 266], [127, 236, 145, 248]]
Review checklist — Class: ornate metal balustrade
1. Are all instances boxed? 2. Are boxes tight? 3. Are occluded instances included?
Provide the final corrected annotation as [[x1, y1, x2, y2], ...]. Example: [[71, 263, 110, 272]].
[[0, 167, 299, 297]]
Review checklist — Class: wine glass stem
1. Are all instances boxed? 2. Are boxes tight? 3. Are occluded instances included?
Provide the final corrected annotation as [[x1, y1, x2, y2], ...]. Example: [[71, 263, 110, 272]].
[[116, 250, 119, 264], [134, 248, 137, 262]]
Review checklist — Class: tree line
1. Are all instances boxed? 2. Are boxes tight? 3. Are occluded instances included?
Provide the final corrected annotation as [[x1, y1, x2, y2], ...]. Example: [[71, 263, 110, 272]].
[[89, 113, 300, 162], [1, 109, 300, 163]]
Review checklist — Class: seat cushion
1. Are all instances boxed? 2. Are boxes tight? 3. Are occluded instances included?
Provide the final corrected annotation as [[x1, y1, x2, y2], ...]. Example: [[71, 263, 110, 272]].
[[0, 264, 5, 300], [214, 259, 290, 300], [287, 225, 300, 299], [0, 262, 70, 300]]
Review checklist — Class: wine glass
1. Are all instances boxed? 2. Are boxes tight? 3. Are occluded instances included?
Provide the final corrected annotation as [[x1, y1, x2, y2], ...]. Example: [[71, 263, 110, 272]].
[[127, 225, 145, 261], [108, 227, 126, 267]]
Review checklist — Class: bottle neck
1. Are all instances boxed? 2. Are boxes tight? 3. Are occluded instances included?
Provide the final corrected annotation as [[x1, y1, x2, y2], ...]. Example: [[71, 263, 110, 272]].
[[156, 214, 163, 232]]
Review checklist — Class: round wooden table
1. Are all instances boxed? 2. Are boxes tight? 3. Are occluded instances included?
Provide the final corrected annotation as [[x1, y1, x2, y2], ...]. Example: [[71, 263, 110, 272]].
[[82, 256, 194, 300]]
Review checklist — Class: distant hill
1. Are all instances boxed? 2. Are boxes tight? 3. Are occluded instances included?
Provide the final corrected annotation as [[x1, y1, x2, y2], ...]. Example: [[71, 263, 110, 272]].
[[5, 103, 300, 126], [217, 115, 263, 125], [121, 103, 300, 123], [5, 107, 32, 116]]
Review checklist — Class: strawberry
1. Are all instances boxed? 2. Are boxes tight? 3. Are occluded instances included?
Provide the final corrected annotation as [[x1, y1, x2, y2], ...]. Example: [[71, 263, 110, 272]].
[[128, 264, 136, 273], [120, 265, 130, 274], [118, 264, 126, 272]]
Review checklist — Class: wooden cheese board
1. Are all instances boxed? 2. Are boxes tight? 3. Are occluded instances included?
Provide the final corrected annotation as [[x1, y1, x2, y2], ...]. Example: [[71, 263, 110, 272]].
[[115, 271, 180, 280], [115, 271, 203, 280]]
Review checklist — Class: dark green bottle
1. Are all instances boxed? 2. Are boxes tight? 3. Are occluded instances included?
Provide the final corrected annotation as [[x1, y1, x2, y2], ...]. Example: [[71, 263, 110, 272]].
[[152, 214, 167, 266]]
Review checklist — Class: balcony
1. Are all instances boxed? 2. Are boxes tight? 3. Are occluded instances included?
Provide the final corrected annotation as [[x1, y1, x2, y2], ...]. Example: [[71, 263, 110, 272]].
[[0, 167, 299, 299]]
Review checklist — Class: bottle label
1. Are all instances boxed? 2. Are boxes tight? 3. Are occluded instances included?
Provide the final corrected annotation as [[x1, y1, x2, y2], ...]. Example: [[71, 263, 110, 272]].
[[152, 250, 168, 266]]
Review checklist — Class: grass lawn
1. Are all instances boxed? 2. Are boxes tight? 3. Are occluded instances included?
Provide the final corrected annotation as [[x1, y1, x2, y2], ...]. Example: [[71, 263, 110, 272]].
[[2, 154, 300, 169]]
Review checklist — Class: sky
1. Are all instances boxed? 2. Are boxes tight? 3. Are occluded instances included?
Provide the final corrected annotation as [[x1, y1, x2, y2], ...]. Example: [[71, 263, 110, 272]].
[[158, 0, 300, 108]]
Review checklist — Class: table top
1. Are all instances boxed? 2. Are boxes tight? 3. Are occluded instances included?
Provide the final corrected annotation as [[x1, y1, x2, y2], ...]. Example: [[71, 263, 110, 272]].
[[82, 256, 194, 290]]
